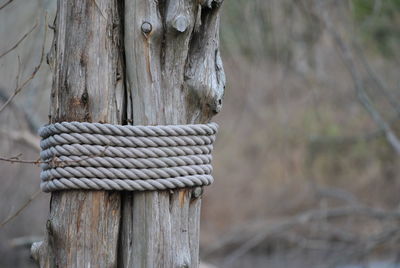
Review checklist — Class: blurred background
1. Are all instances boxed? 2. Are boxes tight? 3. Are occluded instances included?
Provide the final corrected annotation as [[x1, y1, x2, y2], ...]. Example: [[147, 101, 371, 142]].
[[1, 0, 400, 267]]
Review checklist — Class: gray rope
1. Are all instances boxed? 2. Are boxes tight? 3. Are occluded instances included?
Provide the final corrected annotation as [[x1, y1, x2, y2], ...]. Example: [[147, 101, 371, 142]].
[[41, 155, 212, 170], [41, 165, 213, 181], [41, 176, 214, 192], [40, 144, 213, 160], [39, 122, 217, 192], [40, 122, 218, 138], [41, 133, 215, 149]]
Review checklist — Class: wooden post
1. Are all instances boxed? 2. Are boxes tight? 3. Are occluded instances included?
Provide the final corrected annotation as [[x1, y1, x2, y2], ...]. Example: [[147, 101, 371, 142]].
[[119, 1, 225, 267], [32, 0, 225, 267], [31, 0, 125, 266]]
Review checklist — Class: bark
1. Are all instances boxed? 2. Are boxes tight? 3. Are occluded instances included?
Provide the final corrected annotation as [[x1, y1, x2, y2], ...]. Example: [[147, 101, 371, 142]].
[[32, 0, 125, 267], [119, 0, 225, 267], [32, 0, 225, 267]]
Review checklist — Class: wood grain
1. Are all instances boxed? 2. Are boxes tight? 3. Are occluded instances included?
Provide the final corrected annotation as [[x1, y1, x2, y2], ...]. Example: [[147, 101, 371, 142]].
[[119, 0, 225, 267], [32, 0, 225, 267], [32, 0, 125, 267]]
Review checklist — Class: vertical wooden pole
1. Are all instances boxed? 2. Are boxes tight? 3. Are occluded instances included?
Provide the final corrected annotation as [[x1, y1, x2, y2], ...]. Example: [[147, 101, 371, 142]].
[[120, 0, 225, 267], [32, 0, 125, 267], [33, 0, 225, 267]]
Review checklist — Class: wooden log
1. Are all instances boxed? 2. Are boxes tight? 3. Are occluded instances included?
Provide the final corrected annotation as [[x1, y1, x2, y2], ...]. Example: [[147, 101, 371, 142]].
[[119, 0, 225, 267], [31, 0, 125, 267]]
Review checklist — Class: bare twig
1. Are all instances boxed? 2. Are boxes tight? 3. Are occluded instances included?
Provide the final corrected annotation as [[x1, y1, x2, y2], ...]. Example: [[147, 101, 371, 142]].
[[15, 55, 21, 88], [0, 16, 47, 113], [0, 0, 13, 10], [0, 21, 38, 59], [0, 145, 112, 165], [0, 156, 43, 164], [0, 88, 40, 132], [0, 189, 41, 228]]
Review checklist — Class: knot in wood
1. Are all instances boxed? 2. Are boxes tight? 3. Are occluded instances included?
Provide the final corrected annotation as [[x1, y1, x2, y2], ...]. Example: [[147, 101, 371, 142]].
[[172, 15, 188, 33], [191, 187, 203, 199], [141, 22, 152, 34]]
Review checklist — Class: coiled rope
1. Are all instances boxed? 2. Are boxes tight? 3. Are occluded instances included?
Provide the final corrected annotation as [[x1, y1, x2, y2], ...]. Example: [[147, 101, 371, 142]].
[[39, 122, 218, 192]]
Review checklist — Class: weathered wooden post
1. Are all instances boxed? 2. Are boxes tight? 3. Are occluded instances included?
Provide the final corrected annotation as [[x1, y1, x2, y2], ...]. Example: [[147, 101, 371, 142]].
[[31, 1, 125, 266], [32, 0, 225, 267], [119, 1, 225, 267]]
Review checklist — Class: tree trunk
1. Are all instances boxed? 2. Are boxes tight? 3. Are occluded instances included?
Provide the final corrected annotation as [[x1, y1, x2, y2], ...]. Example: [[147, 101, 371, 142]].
[[32, 0, 225, 267], [32, 0, 125, 267]]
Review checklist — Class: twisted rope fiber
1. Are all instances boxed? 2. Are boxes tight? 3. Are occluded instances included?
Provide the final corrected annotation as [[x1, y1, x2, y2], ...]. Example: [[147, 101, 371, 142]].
[[40, 133, 215, 149], [40, 121, 218, 138], [40, 144, 213, 160], [39, 122, 218, 192], [41, 155, 212, 170], [41, 176, 214, 192], [41, 165, 213, 181]]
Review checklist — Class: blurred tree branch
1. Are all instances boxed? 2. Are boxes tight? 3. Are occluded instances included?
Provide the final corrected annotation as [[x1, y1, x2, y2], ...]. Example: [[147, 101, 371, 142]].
[[205, 205, 400, 266], [0, 0, 13, 10], [0, 155, 41, 164], [294, 1, 400, 155], [0, 129, 40, 151], [314, 1, 400, 155], [0, 189, 41, 228], [354, 42, 400, 115], [0, 21, 38, 59], [0, 15, 46, 114]]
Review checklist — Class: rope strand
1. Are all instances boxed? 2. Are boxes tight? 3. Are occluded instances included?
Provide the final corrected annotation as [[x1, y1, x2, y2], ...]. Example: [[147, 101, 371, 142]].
[[39, 122, 218, 192]]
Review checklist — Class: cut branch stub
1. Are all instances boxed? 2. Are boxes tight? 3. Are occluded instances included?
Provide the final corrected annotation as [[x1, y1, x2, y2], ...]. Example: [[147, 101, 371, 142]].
[[141, 21, 152, 34], [184, 3, 225, 121], [125, 0, 225, 124], [172, 15, 189, 32]]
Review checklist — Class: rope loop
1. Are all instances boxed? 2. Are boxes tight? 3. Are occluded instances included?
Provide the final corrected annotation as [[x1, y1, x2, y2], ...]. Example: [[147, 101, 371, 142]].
[[39, 122, 218, 192]]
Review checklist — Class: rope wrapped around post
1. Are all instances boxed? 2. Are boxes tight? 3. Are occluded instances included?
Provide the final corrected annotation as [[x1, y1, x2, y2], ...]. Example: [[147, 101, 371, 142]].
[[38, 122, 218, 192]]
